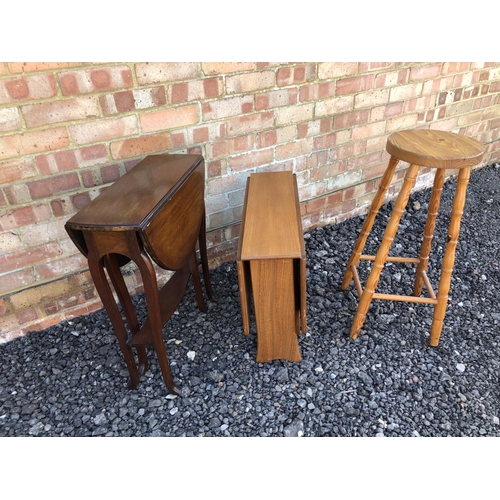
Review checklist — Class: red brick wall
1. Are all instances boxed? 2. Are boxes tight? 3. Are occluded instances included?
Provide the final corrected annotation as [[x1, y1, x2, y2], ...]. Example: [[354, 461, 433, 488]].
[[1, 62, 499, 342]]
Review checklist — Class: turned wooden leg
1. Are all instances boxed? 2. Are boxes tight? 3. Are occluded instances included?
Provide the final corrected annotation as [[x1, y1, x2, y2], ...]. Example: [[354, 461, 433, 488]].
[[104, 254, 148, 375], [88, 253, 141, 389], [135, 249, 180, 395], [414, 169, 445, 297], [342, 156, 399, 290], [430, 167, 470, 346], [198, 206, 215, 302], [350, 163, 420, 339]]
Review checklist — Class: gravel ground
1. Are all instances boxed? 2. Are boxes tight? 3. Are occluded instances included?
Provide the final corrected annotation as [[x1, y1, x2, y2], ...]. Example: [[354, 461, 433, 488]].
[[1, 163, 499, 438]]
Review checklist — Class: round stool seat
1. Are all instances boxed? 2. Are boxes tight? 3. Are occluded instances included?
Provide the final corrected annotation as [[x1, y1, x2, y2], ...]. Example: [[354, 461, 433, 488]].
[[386, 129, 484, 169]]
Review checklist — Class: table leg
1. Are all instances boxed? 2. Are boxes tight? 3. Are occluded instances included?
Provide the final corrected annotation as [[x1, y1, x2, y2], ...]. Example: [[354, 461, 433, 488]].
[[190, 249, 207, 312], [198, 206, 215, 302], [87, 252, 141, 389], [104, 254, 148, 374]]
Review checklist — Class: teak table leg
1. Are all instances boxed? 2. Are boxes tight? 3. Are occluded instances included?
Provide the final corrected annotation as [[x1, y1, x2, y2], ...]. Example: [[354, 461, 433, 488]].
[[198, 206, 215, 302], [87, 252, 141, 389], [414, 168, 445, 297], [104, 254, 148, 374], [342, 156, 399, 290], [350, 163, 420, 339], [430, 167, 470, 346]]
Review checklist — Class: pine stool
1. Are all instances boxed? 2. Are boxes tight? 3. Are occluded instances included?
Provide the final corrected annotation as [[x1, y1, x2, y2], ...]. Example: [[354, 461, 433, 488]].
[[341, 129, 484, 346]]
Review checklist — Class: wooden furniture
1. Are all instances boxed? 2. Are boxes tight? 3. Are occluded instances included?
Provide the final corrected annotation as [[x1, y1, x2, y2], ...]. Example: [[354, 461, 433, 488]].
[[237, 171, 307, 362], [342, 129, 484, 346], [65, 154, 214, 394]]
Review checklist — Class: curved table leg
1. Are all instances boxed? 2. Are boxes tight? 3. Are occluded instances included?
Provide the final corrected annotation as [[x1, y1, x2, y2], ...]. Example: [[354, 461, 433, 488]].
[[104, 254, 149, 375]]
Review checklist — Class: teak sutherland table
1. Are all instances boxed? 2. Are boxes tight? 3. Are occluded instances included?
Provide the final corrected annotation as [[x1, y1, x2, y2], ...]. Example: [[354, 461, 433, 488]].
[[65, 154, 214, 395], [237, 171, 307, 363]]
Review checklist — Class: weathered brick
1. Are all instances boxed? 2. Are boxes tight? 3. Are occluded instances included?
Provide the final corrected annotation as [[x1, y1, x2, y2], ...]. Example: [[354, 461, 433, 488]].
[[0, 74, 57, 104], [36, 144, 108, 174], [354, 88, 390, 110], [7, 62, 81, 73], [208, 135, 255, 159], [226, 111, 274, 136], [277, 64, 316, 86], [337, 75, 374, 95], [0, 107, 21, 133], [226, 71, 275, 94], [59, 65, 133, 95], [50, 191, 92, 217], [135, 63, 199, 85], [255, 88, 299, 110], [140, 104, 199, 133], [100, 86, 167, 115], [276, 139, 312, 161], [389, 83, 423, 103], [0, 128, 69, 161], [0, 241, 62, 274], [110, 132, 172, 160], [0, 157, 38, 183], [22, 96, 100, 127], [314, 95, 354, 117], [202, 63, 255, 75], [228, 149, 274, 171], [170, 78, 223, 104], [202, 95, 254, 121], [318, 62, 358, 79], [275, 103, 314, 126], [0, 231, 23, 253], [36, 254, 87, 281], [299, 82, 336, 102], [70, 115, 139, 144], [27, 172, 80, 200], [334, 109, 370, 130], [0, 268, 36, 295]]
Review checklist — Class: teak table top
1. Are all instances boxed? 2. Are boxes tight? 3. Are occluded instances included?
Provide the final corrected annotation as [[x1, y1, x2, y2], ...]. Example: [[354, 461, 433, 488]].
[[238, 171, 305, 261]]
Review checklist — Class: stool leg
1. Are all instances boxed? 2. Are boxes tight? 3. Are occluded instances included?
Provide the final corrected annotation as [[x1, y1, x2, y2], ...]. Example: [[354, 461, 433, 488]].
[[430, 167, 470, 346], [342, 156, 399, 290], [414, 169, 445, 296], [350, 163, 420, 339]]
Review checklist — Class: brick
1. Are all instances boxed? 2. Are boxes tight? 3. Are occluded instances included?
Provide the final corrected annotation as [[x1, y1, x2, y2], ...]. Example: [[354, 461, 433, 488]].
[[255, 88, 298, 110], [336, 74, 374, 95], [207, 172, 251, 196], [135, 63, 198, 84], [359, 62, 394, 73], [59, 65, 133, 95], [276, 139, 312, 161], [314, 95, 354, 117], [0, 128, 69, 161], [410, 63, 442, 80], [35, 254, 87, 281], [140, 104, 199, 133], [36, 145, 108, 174], [333, 109, 370, 130], [0, 268, 36, 295], [0, 231, 23, 253], [208, 135, 255, 159], [0, 157, 38, 183], [202, 95, 254, 121], [202, 63, 255, 75], [299, 82, 336, 102], [277, 64, 316, 86], [170, 77, 223, 104], [318, 62, 358, 79], [0, 242, 62, 274], [0, 74, 57, 104], [226, 111, 274, 136], [16, 306, 40, 325], [354, 88, 390, 109], [50, 191, 92, 217], [100, 86, 167, 115], [193, 126, 209, 144], [275, 103, 314, 126], [110, 132, 172, 160], [27, 172, 80, 200], [375, 69, 409, 88], [0, 107, 21, 133], [8, 277, 74, 310], [227, 149, 274, 171], [21, 96, 100, 127], [389, 83, 423, 103], [7, 62, 81, 73], [226, 71, 275, 94], [386, 114, 419, 133], [70, 115, 138, 144]]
